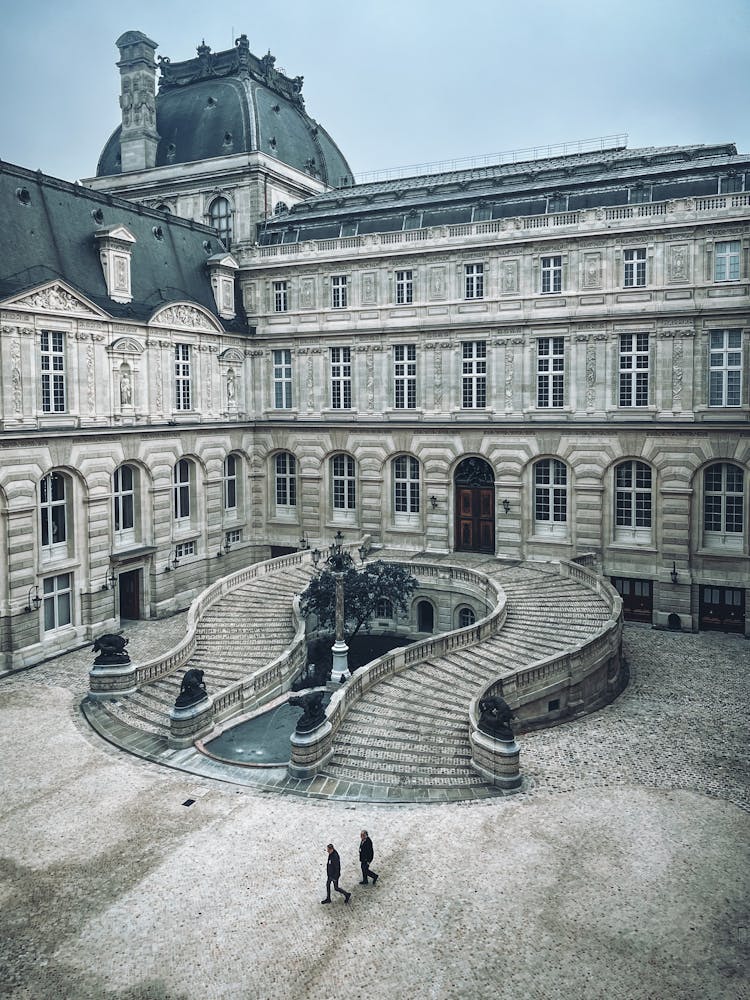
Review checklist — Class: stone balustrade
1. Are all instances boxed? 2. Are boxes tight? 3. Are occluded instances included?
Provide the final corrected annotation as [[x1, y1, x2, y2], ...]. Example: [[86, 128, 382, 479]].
[[244, 194, 750, 266], [289, 561, 507, 777], [467, 558, 624, 782]]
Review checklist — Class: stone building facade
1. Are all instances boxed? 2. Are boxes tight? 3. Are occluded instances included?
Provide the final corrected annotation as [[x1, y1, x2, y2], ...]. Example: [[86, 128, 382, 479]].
[[0, 31, 748, 673]]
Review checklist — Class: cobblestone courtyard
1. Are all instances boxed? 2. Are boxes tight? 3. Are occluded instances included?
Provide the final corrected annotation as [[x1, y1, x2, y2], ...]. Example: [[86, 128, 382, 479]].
[[0, 622, 748, 1000]]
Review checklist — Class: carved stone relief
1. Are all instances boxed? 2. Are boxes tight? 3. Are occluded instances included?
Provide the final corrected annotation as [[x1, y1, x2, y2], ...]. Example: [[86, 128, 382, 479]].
[[306, 354, 315, 411], [672, 338, 684, 403], [87, 343, 96, 414], [429, 266, 447, 299], [361, 272, 377, 305], [583, 252, 602, 289], [585, 340, 597, 409], [504, 344, 514, 410], [151, 304, 216, 331], [366, 348, 375, 409], [300, 277, 315, 308], [501, 260, 518, 294], [10, 337, 22, 413], [668, 244, 690, 283], [433, 345, 443, 407], [16, 284, 100, 315]]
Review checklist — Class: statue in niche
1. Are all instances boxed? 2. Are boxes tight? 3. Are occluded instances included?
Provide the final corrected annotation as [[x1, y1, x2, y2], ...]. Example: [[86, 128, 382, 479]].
[[120, 369, 132, 406], [226, 368, 236, 403], [175, 668, 208, 708], [478, 695, 515, 741], [289, 691, 327, 733]]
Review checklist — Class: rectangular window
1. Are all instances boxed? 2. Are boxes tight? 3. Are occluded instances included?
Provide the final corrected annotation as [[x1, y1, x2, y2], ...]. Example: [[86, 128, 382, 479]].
[[272, 349, 293, 409], [394, 344, 417, 409], [619, 334, 650, 407], [709, 330, 742, 406], [541, 256, 562, 294], [43, 573, 72, 631], [395, 270, 414, 305], [714, 241, 741, 282], [461, 341, 487, 408], [624, 248, 647, 287], [226, 528, 242, 544], [330, 347, 352, 409], [174, 541, 196, 559], [332, 454, 356, 510], [394, 456, 420, 514], [273, 280, 289, 312], [40, 331, 66, 413], [537, 337, 565, 408], [223, 455, 237, 510], [331, 275, 348, 308], [275, 453, 297, 508], [174, 344, 191, 410], [464, 263, 484, 299]]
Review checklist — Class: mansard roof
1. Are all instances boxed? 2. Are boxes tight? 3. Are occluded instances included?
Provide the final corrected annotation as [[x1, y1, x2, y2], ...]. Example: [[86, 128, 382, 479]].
[[97, 34, 352, 187], [259, 142, 749, 243], [0, 162, 248, 332]]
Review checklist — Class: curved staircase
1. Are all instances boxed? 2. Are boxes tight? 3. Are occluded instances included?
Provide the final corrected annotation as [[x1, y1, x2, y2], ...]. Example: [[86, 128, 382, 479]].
[[93, 564, 314, 742], [84, 551, 614, 800], [320, 562, 611, 791]]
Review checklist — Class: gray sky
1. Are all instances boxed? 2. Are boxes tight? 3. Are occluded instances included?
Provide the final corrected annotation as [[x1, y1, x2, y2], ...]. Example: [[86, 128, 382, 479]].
[[2, 0, 749, 182]]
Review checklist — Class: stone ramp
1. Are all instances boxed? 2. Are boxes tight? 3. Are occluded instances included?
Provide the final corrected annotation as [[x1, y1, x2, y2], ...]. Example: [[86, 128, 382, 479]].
[[91, 564, 313, 740], [321, 562, 610, 790]]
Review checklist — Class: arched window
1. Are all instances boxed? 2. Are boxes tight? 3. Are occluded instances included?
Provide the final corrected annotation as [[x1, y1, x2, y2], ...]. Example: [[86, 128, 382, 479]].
[[275, 452, 297, 518], [331, 454, 356, 516], [376, 597, 393, 619], [274, 201, 289, 215], [704, 463, 744, 551], [534, 459, 567, 536], [113, 464, 137, 546], [173, 459, 193, 523], [614, 461, 652, 543], [417, 600, 434, 633], [393, 455, 420, 519], [458, 606, 476, 628], [209, 196, 232, 246], [40, 472, 69, 559]]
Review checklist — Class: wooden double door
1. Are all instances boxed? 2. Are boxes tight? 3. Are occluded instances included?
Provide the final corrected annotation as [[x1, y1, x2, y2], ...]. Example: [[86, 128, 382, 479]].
[[454, 457, 495, 553]]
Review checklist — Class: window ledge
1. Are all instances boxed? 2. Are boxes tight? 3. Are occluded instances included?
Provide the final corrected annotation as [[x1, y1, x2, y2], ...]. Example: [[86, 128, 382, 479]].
[[696, 545, 746, 558], [171, 528, 201, 543], [607, 543, 658, 554]]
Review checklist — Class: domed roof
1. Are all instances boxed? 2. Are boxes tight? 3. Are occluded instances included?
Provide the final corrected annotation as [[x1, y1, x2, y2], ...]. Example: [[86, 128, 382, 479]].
[[97, 35, 352, 187]]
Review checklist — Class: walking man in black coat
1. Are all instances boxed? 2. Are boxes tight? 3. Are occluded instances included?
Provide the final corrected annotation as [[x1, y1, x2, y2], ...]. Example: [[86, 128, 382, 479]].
[[359, 829, 379, 885], [322, 843, 351, 904]]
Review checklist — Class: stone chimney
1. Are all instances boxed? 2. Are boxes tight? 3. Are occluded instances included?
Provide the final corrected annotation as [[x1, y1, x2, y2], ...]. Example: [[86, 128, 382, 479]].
[[116, 31, 160, 172]]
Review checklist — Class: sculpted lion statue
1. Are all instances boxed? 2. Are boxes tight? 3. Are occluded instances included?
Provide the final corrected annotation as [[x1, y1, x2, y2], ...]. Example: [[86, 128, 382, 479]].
[[288, 691, 326, 733], [92, 633, 130, 665], [174, 668, 208, 708], [478, 695, 515, 741]]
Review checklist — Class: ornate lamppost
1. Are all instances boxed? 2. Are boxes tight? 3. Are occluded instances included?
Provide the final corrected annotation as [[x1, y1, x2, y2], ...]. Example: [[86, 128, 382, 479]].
[[327, 530, 349, 683]]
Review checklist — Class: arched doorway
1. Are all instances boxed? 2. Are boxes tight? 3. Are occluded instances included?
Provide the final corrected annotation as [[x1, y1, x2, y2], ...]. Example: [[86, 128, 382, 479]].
[[454, 457, 495, 553], [417, 600, 434, 632]]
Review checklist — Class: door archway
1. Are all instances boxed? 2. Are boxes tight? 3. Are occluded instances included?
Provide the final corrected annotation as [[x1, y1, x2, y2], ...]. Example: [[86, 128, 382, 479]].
[[417, 600, 434, 632], [454, 457, 495, 553]]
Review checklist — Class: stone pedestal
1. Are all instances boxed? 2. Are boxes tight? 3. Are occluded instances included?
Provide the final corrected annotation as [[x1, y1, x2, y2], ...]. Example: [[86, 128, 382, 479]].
[[169, 696, 214, 749], [330, 639, 349, 684], [88, 660, 138, 698], [289, 719, 334, 778], [470, 728, 522, 790]]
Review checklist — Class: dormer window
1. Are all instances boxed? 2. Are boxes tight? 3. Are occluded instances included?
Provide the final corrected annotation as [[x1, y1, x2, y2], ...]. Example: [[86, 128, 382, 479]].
[[94, 226, 136, 304], [206, 252, 239, 319]]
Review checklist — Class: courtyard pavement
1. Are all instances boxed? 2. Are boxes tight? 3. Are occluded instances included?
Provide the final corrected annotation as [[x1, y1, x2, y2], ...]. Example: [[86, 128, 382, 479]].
[[0, 621, 748, 1000]]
